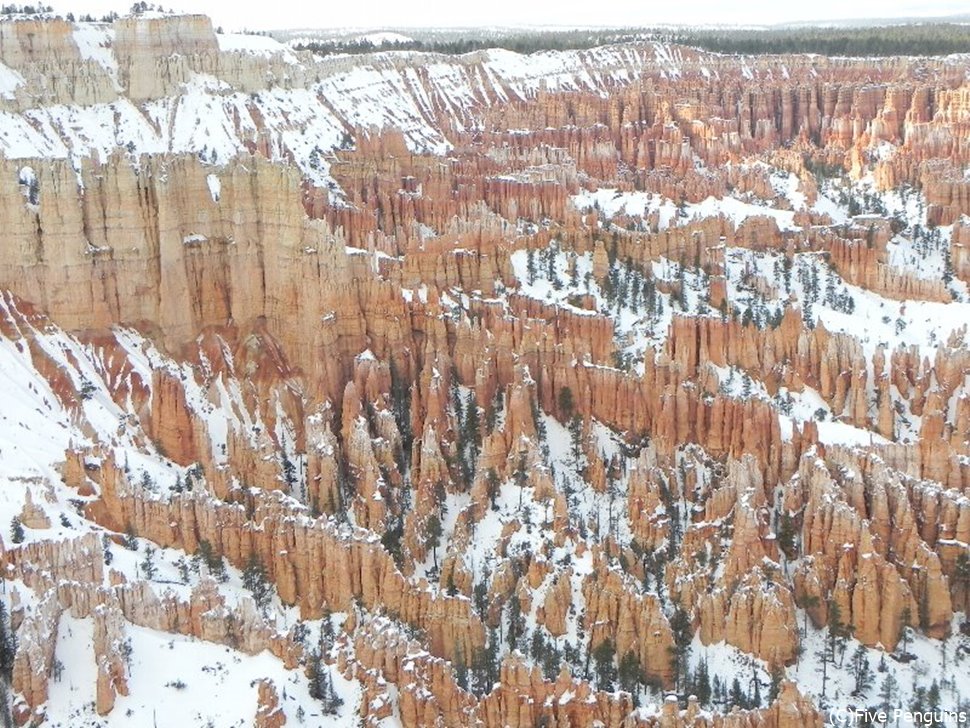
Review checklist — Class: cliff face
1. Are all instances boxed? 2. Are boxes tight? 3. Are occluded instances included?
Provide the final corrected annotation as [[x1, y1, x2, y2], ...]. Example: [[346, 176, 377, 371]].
[[0, 11, 966, 728]]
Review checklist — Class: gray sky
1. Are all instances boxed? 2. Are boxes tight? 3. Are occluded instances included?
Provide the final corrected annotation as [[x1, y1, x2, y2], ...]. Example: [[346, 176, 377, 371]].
[[49, 0, 968, 32]]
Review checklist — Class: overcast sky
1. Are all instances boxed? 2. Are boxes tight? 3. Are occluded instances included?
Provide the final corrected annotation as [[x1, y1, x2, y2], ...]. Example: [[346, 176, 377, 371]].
[[48, 0, 969, 32]]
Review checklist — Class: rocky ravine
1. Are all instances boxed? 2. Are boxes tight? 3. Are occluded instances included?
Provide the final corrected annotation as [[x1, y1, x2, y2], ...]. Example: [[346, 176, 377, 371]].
[[0, 10, 967, 728]]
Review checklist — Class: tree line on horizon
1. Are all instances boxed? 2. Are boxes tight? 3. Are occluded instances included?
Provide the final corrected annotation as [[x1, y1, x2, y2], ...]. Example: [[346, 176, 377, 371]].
[[293, 23, 970, 58]]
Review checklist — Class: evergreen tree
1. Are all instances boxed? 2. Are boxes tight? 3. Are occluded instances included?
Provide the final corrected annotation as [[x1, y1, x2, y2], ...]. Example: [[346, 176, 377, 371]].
[[816, 640, 831, 702], [306, 649, 323, 700], [242, 553, 272, 612], [668, 603, 693, 692], [850, 644, 874, 697], [694, 658, 712, 705], [515, 454, 528, 513], [195, 538, 228, 582], [879, 672, 899, 713], [776, 512, 797, 559], [454, 644, 469, 690], [541, 642, 561, 681], [557, 386, 575, 421], [927, 681, 943, 727], [381, 516, 405, 568], [471, 629, 500, 695], [506, 594, 524, 651], [281, 453, 296, 492], [175, 557, 190, 584], [768, 665, 784, 703], [123, 523, 138, 551], [730, 677, 747, 709], [388, 359, 413, 464], [618, 650, 641, 699], [318, 666, 343, 715], [899, 606, 913, 655], [424, 513, 443, 571], [529, 630, 545, 663], [485, 468, 500, 510], [955, 552, 970, 608], [592, 638, 617, 691], [826, 598, 853, 666], [140, 545, 157, 580], [8, 518, 23, 545], [0, 602, 15, 683]]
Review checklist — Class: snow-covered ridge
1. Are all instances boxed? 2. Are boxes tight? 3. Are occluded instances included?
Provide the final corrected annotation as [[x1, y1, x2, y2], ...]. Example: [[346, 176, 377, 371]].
[[0, 21, 699, 192], [0, 15, 820, 193]]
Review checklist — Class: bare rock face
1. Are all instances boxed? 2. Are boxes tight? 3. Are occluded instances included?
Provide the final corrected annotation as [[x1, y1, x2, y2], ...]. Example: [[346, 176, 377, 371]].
[[11, 591, 60, 710], [18, 490, 50, 530], [582, 566, 676, 687], [253, 679, 287, 728], [93, 601, 129, 716]]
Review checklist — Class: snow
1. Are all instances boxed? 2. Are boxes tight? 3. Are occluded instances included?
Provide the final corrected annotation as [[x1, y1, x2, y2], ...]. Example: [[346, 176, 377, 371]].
[[207, 173, 221, 203], [44, 615, 358, 728], [216, 32, 299, 63], [0, 61, 24, 100], [571, 188, 798, 232], [72, 24, 120, 88]]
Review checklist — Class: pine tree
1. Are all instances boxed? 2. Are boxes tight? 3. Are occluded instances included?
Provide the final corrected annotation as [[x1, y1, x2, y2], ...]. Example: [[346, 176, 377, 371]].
[[558, 386, 575, 421], [388, 359, 413, 463], [750, 667, 762, 707], [140, 545, 157, 580], [281, 453, 296, 492], [712, 675, 724, 706], [816, 640, 831, 702], [515, 454, 528, 513], [955, 552, 970, 608], [0, 678, 11, 728], [8, 518, 23, 545], [879, 672, 899, 713], [569, 415, 584, 467], [826, 598, 853, 666], [768, 665, 783, 703], [471, 628, 500, 695], [844, 645, 870, 699], [618, 650, 641, 699], [730, 677, 747, 709], [694, 659, 712, 705], [0, 602, 15, 683], [123, 523, 138, 551], [381, 516, 404, 568], [592, 638, 617, 691], [306, 649, 322, 700], [541, 642, 561, 681], [319, 666, 343, 715], [424, 513, 443, 571], [668, 603, 693, 693], [506, 594, 524, 651], [242, 553, 272, 612], [195, 538, 228, 582], [485, 468, 500, 510], [454, 644, 469, 690], [776, 512, 797, 559], [899, 606, 912, 655]]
